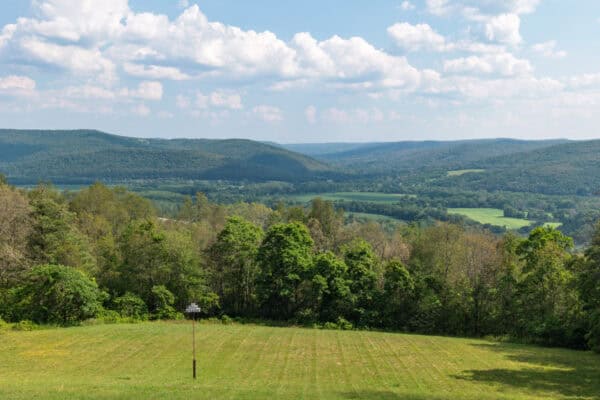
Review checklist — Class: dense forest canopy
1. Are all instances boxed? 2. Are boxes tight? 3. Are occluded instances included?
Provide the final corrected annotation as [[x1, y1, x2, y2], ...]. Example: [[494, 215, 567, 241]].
[[1, 180, 599, 353]]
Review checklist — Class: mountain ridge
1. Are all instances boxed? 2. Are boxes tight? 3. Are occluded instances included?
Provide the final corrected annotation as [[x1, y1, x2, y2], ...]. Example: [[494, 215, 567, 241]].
[[0, 129, 333, 183]]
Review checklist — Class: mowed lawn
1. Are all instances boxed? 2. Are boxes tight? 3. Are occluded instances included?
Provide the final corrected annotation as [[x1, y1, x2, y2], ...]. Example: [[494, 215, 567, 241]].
[[1, 322, 599, 400], [448, 208, 532, 230]]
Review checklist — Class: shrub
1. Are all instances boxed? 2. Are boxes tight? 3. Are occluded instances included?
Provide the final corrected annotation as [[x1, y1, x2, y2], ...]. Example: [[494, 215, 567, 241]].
[[113, 292, 148, 320], [323, 321, 338, 330], [322, 317, 353, 331], [97, 309, 121, 324], [295, 308, 317, 326], [150, 285, 178, 320], [12, 320, 38, 331], [336, 317, 353, 331]]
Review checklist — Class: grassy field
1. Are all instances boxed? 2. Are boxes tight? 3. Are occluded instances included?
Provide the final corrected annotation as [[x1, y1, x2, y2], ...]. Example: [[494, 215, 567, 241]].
[[290, 192, 414, 204], [544, 222, 563, 229], [448, 208, 532, 229], [1, 322, 599, 400], [447, 169, 486, 177]]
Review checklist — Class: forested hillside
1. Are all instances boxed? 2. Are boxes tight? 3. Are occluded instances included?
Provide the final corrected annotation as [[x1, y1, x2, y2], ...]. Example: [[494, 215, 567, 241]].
[[440, 140, 600, 195], [289, 139, 567, 171], [284, 138, 600, 196], [0, 130, 332, 183]]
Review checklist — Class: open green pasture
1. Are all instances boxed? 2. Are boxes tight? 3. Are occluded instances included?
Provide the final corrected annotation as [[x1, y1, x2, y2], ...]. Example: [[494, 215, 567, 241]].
[[290, 192, 414, 204], [1, 322, 598, 400], [448, 208, 532, 229], [544, 222, 564, 229], [447, 169, 486, 177]]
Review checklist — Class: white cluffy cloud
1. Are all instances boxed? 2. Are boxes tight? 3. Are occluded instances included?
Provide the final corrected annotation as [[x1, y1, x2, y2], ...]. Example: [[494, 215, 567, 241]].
[[532, 40, 567, 58], [0, 75, 36, 91], [425, 1, 539, 49], [0, 0, 431, 94], [387, 23, 448, 52], [485, 14, 522, 46], [444, 52, 532, 76]]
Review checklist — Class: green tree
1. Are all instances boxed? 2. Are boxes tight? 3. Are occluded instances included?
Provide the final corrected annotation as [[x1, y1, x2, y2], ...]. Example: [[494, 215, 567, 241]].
[[581, 223, 600, 352], [28, 185, 96, 273], [115, 220, 214, 311], [343, 239, 381, 326], [257, 222, 314, 319], [207, 216, 263, 316], [0, 184, 32, 287], [13, 264, 104, 324], [150, 285, 178, 319], [516, 227, 582, 346], [381, 259, 415, 329], [70, 183, 154, 237], [312, 251, 352, 322], [309, 198, 343, 238]]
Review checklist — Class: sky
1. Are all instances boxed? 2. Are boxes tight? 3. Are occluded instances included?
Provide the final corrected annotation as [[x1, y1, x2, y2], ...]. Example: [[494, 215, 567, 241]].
[[1, 1, 600, 143]]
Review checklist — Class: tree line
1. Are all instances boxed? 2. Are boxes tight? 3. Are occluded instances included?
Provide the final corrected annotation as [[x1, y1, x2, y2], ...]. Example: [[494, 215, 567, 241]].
[[0, 180, 599, 353]]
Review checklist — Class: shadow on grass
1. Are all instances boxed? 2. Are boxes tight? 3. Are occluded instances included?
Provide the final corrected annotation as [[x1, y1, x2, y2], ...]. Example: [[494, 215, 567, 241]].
[[454, 342, 600, 399]]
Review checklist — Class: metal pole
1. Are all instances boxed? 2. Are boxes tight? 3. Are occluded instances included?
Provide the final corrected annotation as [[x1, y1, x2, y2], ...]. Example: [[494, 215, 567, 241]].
[[192, 313, 197, 379]]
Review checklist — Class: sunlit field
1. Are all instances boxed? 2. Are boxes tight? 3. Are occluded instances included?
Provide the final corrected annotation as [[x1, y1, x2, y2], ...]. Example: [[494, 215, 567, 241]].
[[447, 208, 532, 230], [1, 322, 598, 400], [291, 192, 415, 204], [446, 169, 486, 177]]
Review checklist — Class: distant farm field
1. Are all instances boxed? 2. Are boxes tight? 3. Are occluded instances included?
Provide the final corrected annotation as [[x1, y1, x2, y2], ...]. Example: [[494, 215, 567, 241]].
[[1, 322, 598, 400], [448, 208, 532, 229], [447, 169, 486, 177], [544, 222, 563, 229], [291, 192, 414, 204]]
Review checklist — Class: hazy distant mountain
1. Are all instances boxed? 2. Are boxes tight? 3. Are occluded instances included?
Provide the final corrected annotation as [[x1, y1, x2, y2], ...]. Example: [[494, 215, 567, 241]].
[[282, 138, 600, 195], [284, 139, 569, 171], [0, 129, 333, 184]]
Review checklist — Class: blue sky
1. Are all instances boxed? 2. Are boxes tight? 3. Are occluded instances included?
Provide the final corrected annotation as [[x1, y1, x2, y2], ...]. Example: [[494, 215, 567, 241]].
[[1, 0, 600, 143]]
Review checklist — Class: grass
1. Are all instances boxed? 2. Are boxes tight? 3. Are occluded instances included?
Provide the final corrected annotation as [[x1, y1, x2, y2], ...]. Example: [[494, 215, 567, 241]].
[[448, 208, 532, 229], [1, 322, 599, 399], [447, 169, 486, 177], [290, 192, 415, 204], [544, 222, 563, 229]]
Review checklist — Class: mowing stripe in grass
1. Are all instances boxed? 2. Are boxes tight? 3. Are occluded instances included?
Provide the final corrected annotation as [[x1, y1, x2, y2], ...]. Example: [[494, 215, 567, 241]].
[[2, 322, 599, 399]]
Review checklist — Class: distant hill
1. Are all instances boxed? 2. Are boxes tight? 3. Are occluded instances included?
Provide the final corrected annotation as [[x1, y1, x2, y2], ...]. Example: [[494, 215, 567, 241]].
[[283, 138, 600, 195], [4, 131, 599, 196], [441, 139, 600, 195], [300, 139, 568, 172], [0, 129, 333, 184], [280, 142, 379, 157]]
